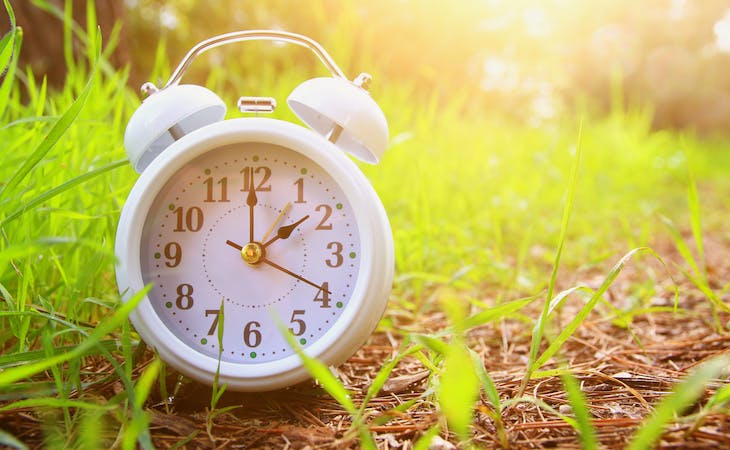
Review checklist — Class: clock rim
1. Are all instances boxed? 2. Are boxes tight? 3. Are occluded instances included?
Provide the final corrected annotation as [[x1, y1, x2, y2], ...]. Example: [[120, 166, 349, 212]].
[[115, 117, 393, 391]]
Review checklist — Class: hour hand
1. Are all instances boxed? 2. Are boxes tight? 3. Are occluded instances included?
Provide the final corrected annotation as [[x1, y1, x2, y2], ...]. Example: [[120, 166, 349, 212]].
[[263, 215, 309, 248]]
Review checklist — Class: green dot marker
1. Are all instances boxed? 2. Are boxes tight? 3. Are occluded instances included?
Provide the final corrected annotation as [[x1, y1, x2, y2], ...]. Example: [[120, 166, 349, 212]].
[[154, 252, 161, 259], [253, 155, 259, 162], [300, 168, 308, 175], [204, 169, 211, 175], [299, 338, 307, 345], [349, 252, 356, 259], [336, 301, 343, 308], [168, 204, 175, 210], [200, 338, 208, 345], [165, 302, 172, 308], [336, 203, 343, 210], [249, 352, 257, 359]]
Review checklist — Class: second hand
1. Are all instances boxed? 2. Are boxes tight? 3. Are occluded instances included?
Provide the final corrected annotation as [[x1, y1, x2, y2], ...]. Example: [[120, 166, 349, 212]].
[[261, 202, 291, 244]]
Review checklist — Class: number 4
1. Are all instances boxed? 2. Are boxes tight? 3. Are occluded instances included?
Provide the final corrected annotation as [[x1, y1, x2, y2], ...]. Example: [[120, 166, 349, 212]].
[[314, 282, 331, 308]]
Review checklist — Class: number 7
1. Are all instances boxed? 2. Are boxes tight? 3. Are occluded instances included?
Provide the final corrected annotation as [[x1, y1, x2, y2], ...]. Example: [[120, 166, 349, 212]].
[[205, 309, 221, 336]]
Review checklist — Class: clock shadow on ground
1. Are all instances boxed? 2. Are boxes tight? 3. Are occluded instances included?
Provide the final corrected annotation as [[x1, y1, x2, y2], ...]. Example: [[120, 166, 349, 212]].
[[146, 365, 354, 445], [162, 376, 325, 414], [138, 333, 423, 447]]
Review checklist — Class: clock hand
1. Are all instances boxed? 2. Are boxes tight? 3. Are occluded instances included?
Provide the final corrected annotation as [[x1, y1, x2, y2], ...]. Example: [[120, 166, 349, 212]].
[[261, 257, 331, 294], [246, 175, 257, 243], [262, 214, 310, 248], [261, 202, 292, 243], [226, 240, 243, 251]]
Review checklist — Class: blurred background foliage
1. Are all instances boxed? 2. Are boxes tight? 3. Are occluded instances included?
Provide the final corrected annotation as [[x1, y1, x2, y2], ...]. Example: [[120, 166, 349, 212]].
[[2, 0, 730, 135]]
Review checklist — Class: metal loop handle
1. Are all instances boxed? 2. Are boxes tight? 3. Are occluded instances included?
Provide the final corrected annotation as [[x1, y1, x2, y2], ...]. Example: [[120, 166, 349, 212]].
[[160, 30, 347, 90]]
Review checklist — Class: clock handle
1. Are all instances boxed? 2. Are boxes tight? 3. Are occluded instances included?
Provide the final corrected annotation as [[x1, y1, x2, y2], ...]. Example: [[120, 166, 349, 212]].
[[131, 30, 389, 166], [151, 30, 347, 93]]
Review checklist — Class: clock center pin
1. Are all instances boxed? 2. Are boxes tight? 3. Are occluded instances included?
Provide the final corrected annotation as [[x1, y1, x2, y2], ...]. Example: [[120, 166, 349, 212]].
[[241, 242, 265, 265]]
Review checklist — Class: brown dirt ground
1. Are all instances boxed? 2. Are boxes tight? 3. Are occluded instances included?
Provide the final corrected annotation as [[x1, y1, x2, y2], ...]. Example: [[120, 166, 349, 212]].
[[2, 234, 730, 449]]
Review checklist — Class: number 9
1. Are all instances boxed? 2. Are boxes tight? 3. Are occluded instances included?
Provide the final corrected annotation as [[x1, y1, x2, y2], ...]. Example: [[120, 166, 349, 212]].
[[164, 242, 182, 267]]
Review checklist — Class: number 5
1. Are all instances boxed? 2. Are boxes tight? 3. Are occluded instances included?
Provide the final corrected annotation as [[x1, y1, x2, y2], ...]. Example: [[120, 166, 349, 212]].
[[289, 309, 306, 336]]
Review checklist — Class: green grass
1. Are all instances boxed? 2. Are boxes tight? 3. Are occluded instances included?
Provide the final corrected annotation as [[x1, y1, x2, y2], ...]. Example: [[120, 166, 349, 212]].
[[3, 1, 730, 448]]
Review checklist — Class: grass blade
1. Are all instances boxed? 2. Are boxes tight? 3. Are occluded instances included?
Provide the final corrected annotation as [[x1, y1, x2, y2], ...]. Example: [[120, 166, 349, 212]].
[[0, 285, 149, 386], [534, 247, 655, 370], [355, 344, 422, 424], [0, 29, 100, 202], [470, 349, 509, 447], [627, 355, 730, 450], [0, 429, 28, 450], [0, 0, 16, 77], [561, 372, 598, 450], [413, 425, 441, 450], [0, 31, 14, 77], [439, 341, 479, 440], [0, 159, 126, 227], [0, 398, 114, 412], [0, 340, 118, 369], [122, 358, 161, 450], [278, 319, 356, 414], [462, 294, 536, 329], [686, 168, 705, 274], [662, 216, 729, 315], [0, 25, 21, 119]]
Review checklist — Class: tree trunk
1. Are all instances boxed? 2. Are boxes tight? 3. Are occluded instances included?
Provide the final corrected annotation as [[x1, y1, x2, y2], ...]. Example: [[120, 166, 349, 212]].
[[1, 0, 129, 87]]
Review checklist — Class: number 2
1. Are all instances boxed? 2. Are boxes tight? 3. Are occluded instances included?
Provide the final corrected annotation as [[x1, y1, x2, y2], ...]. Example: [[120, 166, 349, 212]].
[[241, 166, 271, 192], [315, 204, 333, 230]]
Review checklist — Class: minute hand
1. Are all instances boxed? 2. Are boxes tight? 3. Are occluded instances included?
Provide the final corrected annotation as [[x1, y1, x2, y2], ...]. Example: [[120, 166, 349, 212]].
[[261, 258, 331, 294], [246, 175, 257, 243]]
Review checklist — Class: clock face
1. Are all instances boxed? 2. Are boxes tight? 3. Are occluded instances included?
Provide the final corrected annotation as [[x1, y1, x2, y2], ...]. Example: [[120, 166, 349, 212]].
[[139, 142, 361, 364]]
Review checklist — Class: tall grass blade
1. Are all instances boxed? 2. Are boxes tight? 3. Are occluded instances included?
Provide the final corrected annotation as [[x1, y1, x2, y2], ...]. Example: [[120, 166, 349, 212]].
[[520, 119, 584, 394], [0, 30, 100, 202], [561, 372, 598, 450], [686, 168, 705, 273], [208, 297, 232, 437], [627, 355, 730, 450]]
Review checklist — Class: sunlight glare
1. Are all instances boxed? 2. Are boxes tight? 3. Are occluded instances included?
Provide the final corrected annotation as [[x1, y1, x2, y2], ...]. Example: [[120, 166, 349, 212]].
[[714, 9, 730, 53]]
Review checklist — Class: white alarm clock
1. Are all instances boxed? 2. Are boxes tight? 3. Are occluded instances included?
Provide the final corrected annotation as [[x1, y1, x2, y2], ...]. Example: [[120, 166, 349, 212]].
[[115, 30, 393, 391]]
